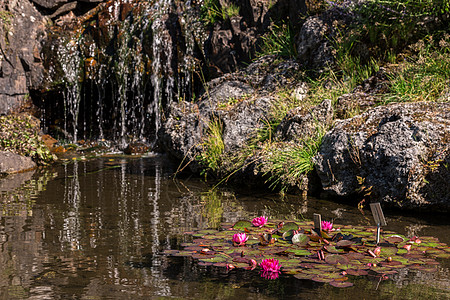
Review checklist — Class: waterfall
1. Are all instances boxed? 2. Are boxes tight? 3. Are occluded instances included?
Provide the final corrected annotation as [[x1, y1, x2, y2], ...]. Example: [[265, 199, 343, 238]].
[[42, 0, 203, 149]]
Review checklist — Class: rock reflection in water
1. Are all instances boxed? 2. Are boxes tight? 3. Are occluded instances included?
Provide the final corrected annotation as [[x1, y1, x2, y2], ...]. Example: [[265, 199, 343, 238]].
[[0, 157, 448, 299]]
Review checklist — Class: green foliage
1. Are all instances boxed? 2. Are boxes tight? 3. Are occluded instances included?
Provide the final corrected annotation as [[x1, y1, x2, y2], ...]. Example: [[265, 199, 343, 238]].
[[264, 128, 325, 192], [255, 90, 302, 144], [200, 0, 240, 25], [0, 114, 55, 165], [197, 118, 224, 175], [384, 36, 450, 103], [257, 23, 297, 58], [334, 0, 450, 61]]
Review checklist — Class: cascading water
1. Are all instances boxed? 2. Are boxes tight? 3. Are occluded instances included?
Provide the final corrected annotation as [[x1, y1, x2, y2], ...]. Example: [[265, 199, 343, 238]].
[[40, 0, 204, 149]]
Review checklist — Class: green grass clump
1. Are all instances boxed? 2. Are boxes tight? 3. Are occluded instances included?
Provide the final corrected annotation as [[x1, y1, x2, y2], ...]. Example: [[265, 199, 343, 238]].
[[263, 128, 325, 192], [197, 118, 224, 176], [257, 23, 297, 58], [201, 0, 240, 25], [0, 114, 55, 165], [384, 36, 450, 103]]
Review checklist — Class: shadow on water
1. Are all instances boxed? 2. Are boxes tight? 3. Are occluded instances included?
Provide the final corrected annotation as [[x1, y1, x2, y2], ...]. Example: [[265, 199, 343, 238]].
[[0, 156, 448, 299]]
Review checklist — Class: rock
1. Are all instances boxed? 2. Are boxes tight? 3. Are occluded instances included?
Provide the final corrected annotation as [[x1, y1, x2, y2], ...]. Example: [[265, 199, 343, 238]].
[[206, 0, 306, 77], [335, 68, 390, 119], [124, 142, 150, 155], [314, 102, 450, 211], [0, 151, 36, 174], [158, 55, 301, 172], [296, 16, 334, 69], [0, 0, 46, 115], [220, 95, 275, 151], [275, 99, 333, 142], [158, 101, 208, 173]]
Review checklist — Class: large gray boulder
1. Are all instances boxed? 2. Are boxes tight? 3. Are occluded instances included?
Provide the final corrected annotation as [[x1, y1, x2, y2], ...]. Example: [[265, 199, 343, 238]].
[[314, 102, 450, 211]]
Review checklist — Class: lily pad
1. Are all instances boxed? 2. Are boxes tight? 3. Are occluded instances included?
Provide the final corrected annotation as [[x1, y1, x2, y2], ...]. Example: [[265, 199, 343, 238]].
[[312, 276, 334, 283], [325, 245, 345, 254], [286, 249, 312, 256], [294, 273, 315, 280], [385, 235, 405, 244], [336, 240, 354, 248], [279, 222, 299, 234], [292, 233, 310, 246], [380, 247, 398, 257], [346, 269, 368, 276], [233, 220, 253, 230], [325, 254, 349, 265]]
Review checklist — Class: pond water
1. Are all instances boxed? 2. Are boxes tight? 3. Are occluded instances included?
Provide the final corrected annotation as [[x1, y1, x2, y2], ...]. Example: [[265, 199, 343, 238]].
[[0, 156, 449, 299]]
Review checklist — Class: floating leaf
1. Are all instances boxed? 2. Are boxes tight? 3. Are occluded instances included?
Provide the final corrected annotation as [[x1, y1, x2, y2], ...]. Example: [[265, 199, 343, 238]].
[[233, 220, 253, 230], [292, 233, 310, 246], [294, 273, 315, 280], [336, 240, 354, 248], [325, 254, 349, 265], [380, 247, 398, 257], [385, 235, 405, 244], [312, 276, 334, 283], [325, 245, 345, 254], [346, 269, 368, 276], [286, 249, 312, 256], [278, 222, 299, 233]]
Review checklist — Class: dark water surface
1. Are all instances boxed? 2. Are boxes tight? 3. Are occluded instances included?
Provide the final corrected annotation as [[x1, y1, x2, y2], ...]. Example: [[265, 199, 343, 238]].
[[0, 156, 449, 299]]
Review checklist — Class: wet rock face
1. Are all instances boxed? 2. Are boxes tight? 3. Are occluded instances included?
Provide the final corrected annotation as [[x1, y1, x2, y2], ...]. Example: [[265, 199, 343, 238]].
[[0, 0, 46, 115], [314, 102, 450, 211]]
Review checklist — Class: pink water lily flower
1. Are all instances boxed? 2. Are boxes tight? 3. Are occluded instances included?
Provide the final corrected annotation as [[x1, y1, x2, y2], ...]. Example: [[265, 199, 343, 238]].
[[260, 258, 281, 273], [232, 233, 248, 246], [252, 216, 268, 227], [321, 221, 333, 231]]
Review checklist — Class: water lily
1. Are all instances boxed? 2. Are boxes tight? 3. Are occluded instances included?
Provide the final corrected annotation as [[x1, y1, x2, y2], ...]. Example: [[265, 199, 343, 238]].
[[260, 258, 281, 273], [321, 221, 333, 231], [252, 216, 268, 227], [232, 233, 248, 246], [403, 244, 412, 251]]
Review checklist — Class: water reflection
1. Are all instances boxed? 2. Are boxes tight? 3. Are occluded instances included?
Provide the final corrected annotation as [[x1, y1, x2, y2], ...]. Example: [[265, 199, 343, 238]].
[[0, 157, 448, 299]]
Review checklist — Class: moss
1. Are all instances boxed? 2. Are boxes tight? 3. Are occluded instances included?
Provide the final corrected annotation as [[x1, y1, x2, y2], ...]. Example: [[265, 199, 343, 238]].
[[0, 114, 55, 165]]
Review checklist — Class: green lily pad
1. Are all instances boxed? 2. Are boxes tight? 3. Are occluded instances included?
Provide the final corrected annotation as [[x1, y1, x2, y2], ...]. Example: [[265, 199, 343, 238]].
[[286, 249, 312, 256], [325, 245, 345, 254], [380, 247, 398, 257], [312, 276, 334, 283], [294, 273, 315, 280], [292, 233, 310, 246], [325, 254, 349, 265], [233, 220, 253, 230], [199, 256, 228, 263], [279, 222, 299, 233]]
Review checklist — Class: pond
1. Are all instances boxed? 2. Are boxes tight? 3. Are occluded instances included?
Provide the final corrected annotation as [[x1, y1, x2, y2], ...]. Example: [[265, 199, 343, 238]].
[[0, 156, 449, 299]]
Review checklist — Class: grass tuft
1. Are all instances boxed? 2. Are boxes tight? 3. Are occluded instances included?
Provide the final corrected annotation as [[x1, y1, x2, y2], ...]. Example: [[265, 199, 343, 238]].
[[197, 117, 224, 176]]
